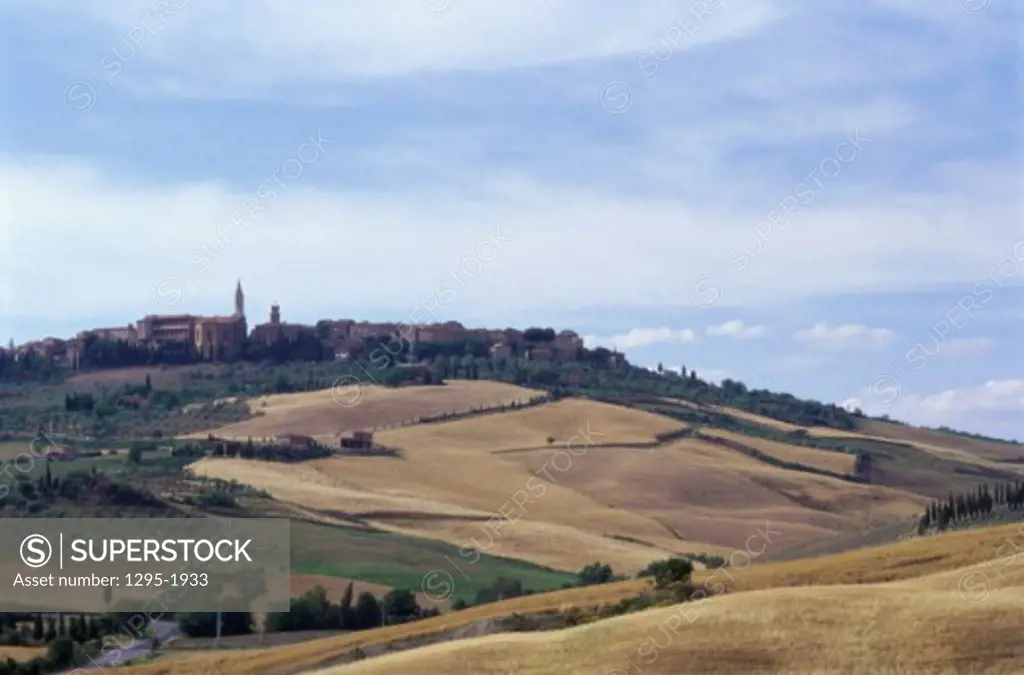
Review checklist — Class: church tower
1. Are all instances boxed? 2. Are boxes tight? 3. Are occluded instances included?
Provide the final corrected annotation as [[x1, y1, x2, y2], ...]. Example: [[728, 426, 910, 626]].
[[234, 279, 245, 317]]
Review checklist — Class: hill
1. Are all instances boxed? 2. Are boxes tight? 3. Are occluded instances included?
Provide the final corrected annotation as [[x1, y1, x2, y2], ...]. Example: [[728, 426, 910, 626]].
[[186, 380, 544, 442], [190, 395, 932, 575], [307, 576, 1024, 674], [118, 522, 1024, 675]]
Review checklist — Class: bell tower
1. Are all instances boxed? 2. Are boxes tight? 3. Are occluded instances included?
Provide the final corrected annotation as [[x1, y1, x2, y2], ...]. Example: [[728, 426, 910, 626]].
[[234, 279, 245, 317]]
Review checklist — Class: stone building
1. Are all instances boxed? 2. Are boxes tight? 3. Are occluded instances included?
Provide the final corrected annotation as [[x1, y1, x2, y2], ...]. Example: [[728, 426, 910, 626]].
[[249, 302, 316, 346], [136, 280, 247, 361]]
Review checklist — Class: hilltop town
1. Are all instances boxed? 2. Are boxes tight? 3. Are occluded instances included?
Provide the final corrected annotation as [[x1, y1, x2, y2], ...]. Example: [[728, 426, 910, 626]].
[[1, 281, 595, 376]]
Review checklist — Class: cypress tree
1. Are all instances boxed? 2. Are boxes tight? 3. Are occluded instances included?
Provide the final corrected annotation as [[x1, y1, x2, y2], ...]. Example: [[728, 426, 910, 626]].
[[340, 582, 355, 628]]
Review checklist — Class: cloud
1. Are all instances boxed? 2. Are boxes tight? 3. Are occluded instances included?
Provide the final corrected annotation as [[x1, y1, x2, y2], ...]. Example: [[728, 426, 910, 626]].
[[4, 0, 775, 91], [846, 379, 1024, 425], [583, 327, 697, 350], [909, 380, 1024, 415], [5, 156, 1020, 328], [706, 319, 767, 339], [793, 322, 897, 351]]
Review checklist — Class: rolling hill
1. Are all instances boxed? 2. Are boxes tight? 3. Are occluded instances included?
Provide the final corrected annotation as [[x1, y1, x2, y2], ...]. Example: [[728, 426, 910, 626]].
[[119, 522, 1024, 675], [188, 392, 933, 576]]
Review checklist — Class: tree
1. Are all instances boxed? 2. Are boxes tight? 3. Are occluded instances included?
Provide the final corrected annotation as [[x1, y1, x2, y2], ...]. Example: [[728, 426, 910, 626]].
[[127, 446, 143, 464], [352, 593, 382, 630], [639, 557, 694, 590], [382, 589, 420, 625], [32, 615, 43, 641], [577, 562, 615, 586], [45, 636, 76, 670], [339, 582, 354, 628], [177, 612, 251, 637]]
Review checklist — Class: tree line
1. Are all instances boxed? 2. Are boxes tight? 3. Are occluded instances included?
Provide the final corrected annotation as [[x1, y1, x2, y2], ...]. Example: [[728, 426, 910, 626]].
[[918, 481, 1024, 532]]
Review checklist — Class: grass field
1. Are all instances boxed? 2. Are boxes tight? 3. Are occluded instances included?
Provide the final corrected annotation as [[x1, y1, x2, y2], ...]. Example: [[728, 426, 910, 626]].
[[709, 405, 806, 432], [289, 519, 576, 604], [377, 397, 686, 451], [189, 398, 710, 574], [312, 577, 1024, 674], [117, 522, 1024, 675], [190, 395, 932, 574], [698, 427, 857, 475], [0, 646, 46, 663], [857, 419, 1024, 464], [187, 380, 544, 441]]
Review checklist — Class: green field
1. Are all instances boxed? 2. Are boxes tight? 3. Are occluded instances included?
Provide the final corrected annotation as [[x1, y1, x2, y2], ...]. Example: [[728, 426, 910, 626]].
[[290, 520, 577, 603]]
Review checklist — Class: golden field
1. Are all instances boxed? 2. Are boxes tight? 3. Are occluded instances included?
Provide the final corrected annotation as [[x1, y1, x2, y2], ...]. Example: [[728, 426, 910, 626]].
[[186, 380, 544, 441], [698, 427, 858, 475], [119, 522, 1024, 675], [0, 646, 46, 663], [707, 404, 1023, 468], [856, 418, 1024, 464], [310, 578, 1024, 675], [189, 396, 925, 574]]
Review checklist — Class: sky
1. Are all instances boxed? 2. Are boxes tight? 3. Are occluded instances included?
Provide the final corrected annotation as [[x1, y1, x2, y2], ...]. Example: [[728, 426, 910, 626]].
[[1, 0, 1021, 439]]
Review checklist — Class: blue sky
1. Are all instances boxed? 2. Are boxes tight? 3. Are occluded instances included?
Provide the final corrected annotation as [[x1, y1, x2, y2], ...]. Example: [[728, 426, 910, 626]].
[[1, 0, 1021, 438]]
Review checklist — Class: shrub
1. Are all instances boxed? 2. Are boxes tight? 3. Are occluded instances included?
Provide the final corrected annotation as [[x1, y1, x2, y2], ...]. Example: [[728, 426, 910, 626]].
[[638, 557, 694, 589], [577, 562, 616, 586]]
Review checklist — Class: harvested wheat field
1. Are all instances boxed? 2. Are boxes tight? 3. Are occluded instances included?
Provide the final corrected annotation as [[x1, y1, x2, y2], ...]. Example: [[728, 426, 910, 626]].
[[709, 405, 806, 432], [117, 523, 1024, 675], [191, 397, 926, 573], [0, 647, 46, 663], [190, 451, 712, 574], [499, 437, 924, 550], [190, 398, 707, 573], [309, 579, 1024, 675], [186, 380, 544, 441], [699, 428, 857, 475], [857, 418, 1024, 464], [376, 397, 686, 452]]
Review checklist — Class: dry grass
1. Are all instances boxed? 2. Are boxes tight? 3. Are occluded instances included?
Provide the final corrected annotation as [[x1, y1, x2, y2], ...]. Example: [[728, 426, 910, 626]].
[[185, 380, 543, 441], [858, 419, 1024, 463], [0, 647, 46, 663], [310, 581, 1024, 675], [710, 405, 805, 432], [118, 523, 1024, 675], [699, 428, 857, 475], [376, 397, 686, 452], [190, 399, 704, 574], [190, 397, 924, 573]]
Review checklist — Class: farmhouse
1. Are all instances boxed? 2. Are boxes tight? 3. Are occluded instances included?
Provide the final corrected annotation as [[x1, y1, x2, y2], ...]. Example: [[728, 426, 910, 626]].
[[340, 430, 374, 450]]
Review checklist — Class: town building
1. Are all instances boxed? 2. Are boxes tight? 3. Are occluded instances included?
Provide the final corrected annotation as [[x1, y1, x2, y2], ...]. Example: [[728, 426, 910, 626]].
[[249, 302, 316, 345], [7, 278, 604, 371], [136, 280, 247, 360]]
